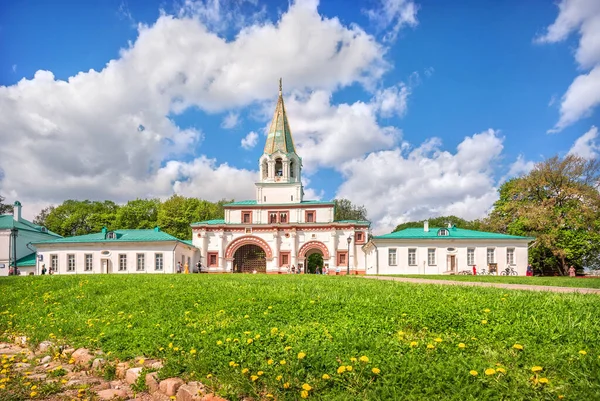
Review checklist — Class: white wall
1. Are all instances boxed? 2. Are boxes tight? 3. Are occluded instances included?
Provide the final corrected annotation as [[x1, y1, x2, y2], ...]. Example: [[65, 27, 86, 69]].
[[365, 240, 530, 276], [0, 228, 60, 276], [35, 241, 198, 275]]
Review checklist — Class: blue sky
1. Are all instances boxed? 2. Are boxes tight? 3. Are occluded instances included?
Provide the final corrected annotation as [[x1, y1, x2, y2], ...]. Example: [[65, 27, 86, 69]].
[[0, 0, 599, 232]]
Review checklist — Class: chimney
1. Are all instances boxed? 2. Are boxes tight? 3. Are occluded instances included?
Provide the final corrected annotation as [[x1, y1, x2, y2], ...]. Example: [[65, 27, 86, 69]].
[[154, 226, 160, 232], [13, 201, 22, 222], [424, 220, 429, 232]]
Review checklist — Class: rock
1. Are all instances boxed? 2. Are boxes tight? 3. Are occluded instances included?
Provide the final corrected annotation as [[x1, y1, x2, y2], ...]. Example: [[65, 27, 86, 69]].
[[92, 382, 111, 391], [14, 336, 27, 345], [97, 388, 128, 400], [159, 378, 185, 396], [66, 379, 84, 387], [116, 362, 129, 379], [62, 347, 75, 356], [201, 394, 228, 401], [41, 355, 52, 364], [14, 362, 31, 369], [37, 341, 53, 353], [92, 358, 106, 371], [146, 372, 160, 393], [126, 367, 143, 385], [152, 393, 171, 401], [28, 373, 47, 380], [176, 382, 204, 401], [150, 361, 163, 370], [72, 348, 94, 366]]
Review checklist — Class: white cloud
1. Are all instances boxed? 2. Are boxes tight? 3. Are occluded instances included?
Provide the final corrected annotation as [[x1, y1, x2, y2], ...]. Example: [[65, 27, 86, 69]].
[[373, 83, 410, 117], [0, 0, 388, 215], [241, 131, 259, 149], [538, 0, 600, 131], [568, 125, 600, 158], [502, 154, 536, 183], [221, 111, 240, 129], [336, 129, 504, 234], [365, 0, 419, 43]]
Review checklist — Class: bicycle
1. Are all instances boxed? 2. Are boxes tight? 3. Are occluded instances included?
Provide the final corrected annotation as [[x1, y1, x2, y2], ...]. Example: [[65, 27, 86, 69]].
[[500, 267, 518, 276]]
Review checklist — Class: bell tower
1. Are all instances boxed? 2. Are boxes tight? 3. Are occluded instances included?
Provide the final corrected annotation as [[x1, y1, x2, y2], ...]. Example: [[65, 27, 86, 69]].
[[256, 79, 303, 204]]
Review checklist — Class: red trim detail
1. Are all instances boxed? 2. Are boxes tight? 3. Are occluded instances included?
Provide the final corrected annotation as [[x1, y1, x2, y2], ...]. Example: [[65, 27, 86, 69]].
[[305, 210, 316, 223], [279, 251, 291, 267], [336, 251, 348, 265], [208, 252, 219, 267], [354, 231, 365, 244], [225, 235, 274, 259], [242, 210, 253, 224], [298, 241, 330, 259]]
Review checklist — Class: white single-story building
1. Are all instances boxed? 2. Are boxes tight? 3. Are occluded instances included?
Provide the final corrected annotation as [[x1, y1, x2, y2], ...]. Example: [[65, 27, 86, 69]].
[[363, 222, 534, 275], [33, 227, 199, 275], [0, 201, 62, 276]]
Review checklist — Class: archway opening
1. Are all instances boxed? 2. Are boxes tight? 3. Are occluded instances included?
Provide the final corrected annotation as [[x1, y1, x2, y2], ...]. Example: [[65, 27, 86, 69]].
[[233, 244, 267, 273], [275, 158, 283, 177], [262, 160, 268, 179], [290, 160, 295, 178], [306, 249, 324, 274]]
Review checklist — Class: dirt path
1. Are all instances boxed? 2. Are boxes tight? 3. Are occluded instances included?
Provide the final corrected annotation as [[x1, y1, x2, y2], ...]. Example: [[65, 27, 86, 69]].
[[363, 276, 600, 294]]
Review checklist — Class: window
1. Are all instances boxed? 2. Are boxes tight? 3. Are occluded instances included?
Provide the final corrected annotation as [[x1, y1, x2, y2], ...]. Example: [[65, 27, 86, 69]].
[[275, 158, 283, 177], [136, 254, 145, 271], [262, 160, 268, 179], [408, 249, 416, 265], [269, 212, 277, 224], [427, 249, 436, 266], [155, 253, 163, 271], [437, 229, 449, 236], [355, 232, 364, 243], [507, 248, 515, 265], [242, 211, 252, 224], [305, 211, 315, 223], [290, 160, 295, 178], [280, 252, 290, 267], [208, 252, 218, 267], [487, 248, 495, 264], [279, 212, 288, 223], [85, 254, 93, 271], [119, 254, 127, 271], [337, 251, 347, 265], [51, 254, 58, 272], [107, 232, 116, 239], [467, 248, 475, 265], [67, 254, 75, 272], [388, 249, 397, 266]]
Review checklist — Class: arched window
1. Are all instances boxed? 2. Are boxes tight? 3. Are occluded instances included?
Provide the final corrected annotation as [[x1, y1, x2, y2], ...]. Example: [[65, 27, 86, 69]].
[[290, 160, 295, 178], [437, 229, 449, 237], [262, 160, 268, 179], [275, 158, 283, 177]]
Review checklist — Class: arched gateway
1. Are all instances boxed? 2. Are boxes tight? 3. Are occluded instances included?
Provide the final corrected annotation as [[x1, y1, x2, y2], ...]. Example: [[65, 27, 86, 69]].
[[225, 236, 273, 273]]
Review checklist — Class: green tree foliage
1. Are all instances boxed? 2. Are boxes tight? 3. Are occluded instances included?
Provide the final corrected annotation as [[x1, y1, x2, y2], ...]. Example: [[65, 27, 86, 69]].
[[157, 195, 230, 240], [306, 253, 324, 274], [393, 216, 482, 232], [115, 199, 161, 229], [484, 155, 600, 275], [33, 205, 55, 226], [41, 200, 119, 237], [334, 199, 368, 221], [0, 195, 13, 215]]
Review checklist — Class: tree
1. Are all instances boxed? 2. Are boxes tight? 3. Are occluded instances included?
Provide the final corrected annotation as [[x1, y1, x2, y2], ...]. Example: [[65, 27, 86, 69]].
[[41, 200, 119, 237], [157, 195, 229, 240], [334, 199, 368, 221], [115, 199, 161, 229], [393, 216, 482, 232], [33, 206, 55, 226], [485, 155, 600, 275], [0, 195, 13, 215]]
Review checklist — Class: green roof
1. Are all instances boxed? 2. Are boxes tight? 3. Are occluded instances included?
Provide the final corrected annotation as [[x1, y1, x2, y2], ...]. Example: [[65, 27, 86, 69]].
[[224, 200, 334, 207], [374, 227, 534, 240], [16, 252, 37, 267], [191, 219, 226, 225], [0, 215, 61, 237], [32, 229, 197, 248]]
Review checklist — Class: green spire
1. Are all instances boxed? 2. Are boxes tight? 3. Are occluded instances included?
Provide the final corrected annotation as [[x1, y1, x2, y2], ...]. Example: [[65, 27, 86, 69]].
[[264, 78, 296, 155]]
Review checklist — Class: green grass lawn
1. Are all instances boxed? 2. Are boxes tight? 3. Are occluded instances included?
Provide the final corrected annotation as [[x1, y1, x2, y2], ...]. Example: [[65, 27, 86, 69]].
[[1, 275, 599, 400], [382, 274, 600, 289]]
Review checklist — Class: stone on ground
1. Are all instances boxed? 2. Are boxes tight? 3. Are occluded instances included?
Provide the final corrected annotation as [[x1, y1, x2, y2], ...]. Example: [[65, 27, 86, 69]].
[[159, 377, 185, 396]]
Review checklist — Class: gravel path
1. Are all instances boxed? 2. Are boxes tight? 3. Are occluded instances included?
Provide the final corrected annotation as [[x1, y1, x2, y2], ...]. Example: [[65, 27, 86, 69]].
[[363, 276, 600, 294]]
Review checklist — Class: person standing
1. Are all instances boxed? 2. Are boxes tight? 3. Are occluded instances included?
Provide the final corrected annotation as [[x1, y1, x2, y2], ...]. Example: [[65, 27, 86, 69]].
[[41, 264, 47, 275], [569, 265, 576, 277], [176, 261, 182, 273], [526, 264, 533, 276], [184, 262, 190, 274], [472, 265, 477, 276]]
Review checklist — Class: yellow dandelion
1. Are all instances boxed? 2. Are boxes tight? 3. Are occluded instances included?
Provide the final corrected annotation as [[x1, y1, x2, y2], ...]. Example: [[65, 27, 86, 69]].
[[258, 371, 264, 376], [410, 341, 418, 347], [190, 349, 197, 355], [434, 338, 443, 343], [470, 370, 478, 376], [481, 320, 488, 325], [244, 315, 249, 319], [206, 374, 212, 379], [497, 367, 506, 374], [229, 361, 236, 367], [270, 327, 278, 334], [31, 385, 38, 390], [283, 382, 291, 389], [346, 365, 353, 371], [322, 374, 330, 379], [280, 360, 286, 365], [427, 344, 435, 349], [337, 366, 346, 374], [254, 334, 260, 340], [359, 356, 369, 363], [513, 344, 524, 350], [251, 375, 258, 381], [138, 358, 145, 365], [350, 357, 357, 363], [458, 343, 466, 349], [284, 346, 292, 351], [241, 368, 249, 374], [276, 375, 282, 381], [216, 341, 223, 345], [300, 390, 309, 399], [267, 359, 274, 365], [531, 366, 543, 373], [538, 378, 549, 384], [30, 392, 38, 398], [226, 338, 231, 342], [266, 394, 274, 399], [485, 368, 496, 376], [483, 308, 491, 313], [247, 338, 253, 344], [372, 367, 380, 374], [68, 358, 75, 364], [302, 383, 312, 391], [579, 350, 587, 355], [298, 352, 306, 360]]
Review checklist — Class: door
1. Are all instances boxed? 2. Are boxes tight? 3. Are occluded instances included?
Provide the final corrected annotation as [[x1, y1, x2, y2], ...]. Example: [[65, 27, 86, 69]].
[[450, 255, 456, 272]]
